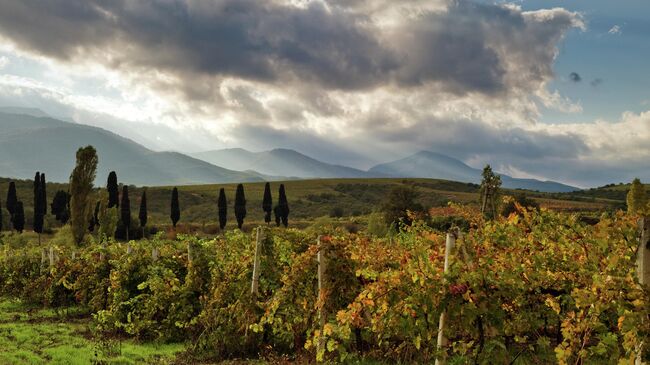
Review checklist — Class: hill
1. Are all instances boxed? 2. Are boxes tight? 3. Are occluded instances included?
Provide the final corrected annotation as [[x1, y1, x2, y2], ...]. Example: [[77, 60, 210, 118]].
[[0, 112, 268, 186], [369, 151, 579, 193], [192, 148, 374, 178], [0, 177, 612, 233]]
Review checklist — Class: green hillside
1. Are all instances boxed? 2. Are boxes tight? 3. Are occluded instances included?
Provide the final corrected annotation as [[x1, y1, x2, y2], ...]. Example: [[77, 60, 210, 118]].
[[1, 177, 617, 233]]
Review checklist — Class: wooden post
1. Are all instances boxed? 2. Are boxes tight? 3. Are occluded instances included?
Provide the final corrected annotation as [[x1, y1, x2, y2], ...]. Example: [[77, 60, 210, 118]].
[[435, 231, 457, 365], [317, 235, 327, 361], [126, 244, 133, 255], [187, 242, 193, 264], [251, 227, 263, 297], [48, 246, 55, 267], [152, 247, 159, 262], [637, 217, 650, 365]]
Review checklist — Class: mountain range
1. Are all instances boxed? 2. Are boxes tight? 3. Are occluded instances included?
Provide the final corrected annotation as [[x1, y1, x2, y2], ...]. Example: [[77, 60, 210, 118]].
[[0, 108, 578, 192]]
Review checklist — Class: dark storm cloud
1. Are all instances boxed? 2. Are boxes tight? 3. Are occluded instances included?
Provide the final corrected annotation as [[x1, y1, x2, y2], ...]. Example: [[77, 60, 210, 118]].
[[0, 0, 580, 97], [569, 72, 581, 82], [0, 0, 397, 90]]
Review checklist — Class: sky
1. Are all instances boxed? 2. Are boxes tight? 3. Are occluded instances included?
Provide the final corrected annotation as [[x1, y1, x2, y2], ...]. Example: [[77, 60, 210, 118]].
[[0, 0, 648, 188]]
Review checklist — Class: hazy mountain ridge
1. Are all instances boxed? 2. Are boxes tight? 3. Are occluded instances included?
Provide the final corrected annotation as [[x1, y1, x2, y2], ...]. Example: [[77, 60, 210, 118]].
[[0, 112, 267, 186], [0, 109, 579, 192], [192, 148, 376, 178], [369, 151, 578, 193]]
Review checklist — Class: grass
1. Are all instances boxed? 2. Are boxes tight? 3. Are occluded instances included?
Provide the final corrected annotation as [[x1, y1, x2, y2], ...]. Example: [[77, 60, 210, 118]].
[[0, 298, 185, 364], [1, 177, 619, 233]]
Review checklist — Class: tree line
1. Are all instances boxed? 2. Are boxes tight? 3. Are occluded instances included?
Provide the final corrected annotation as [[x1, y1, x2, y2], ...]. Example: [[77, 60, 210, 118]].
[[1, 145, 290, 244]]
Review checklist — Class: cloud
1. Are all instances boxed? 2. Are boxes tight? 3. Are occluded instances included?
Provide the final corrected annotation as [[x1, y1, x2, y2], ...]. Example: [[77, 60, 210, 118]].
[[0, 56, 8, 69], [608, 25, 621, 35], [569, 72, 581, 82], [0, 0, 600, 184], [590, 78, 603, 87]]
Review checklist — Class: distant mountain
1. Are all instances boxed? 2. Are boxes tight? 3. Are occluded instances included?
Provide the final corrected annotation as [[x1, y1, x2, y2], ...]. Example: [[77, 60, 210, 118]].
[[0, 112, 267, 186], [369, 151, 578, 193], [192, 148, 375, 178]]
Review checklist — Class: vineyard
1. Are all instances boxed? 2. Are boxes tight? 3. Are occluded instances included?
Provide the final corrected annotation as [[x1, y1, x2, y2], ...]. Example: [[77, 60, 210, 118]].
[[0, 204, 647, 364]]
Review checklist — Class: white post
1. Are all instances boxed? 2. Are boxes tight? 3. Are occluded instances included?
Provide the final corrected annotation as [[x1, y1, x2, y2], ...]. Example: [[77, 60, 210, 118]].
[[436, 231, 457, 365], [152, 247, 159, 262], [251, 227, 263, 297], [317, 235, 327, 361], [48, 246, 55, 267], [636, 217, 649, 365]]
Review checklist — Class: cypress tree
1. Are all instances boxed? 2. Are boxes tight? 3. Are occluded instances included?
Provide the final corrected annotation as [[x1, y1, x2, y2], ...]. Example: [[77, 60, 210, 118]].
[[89, 201, 99, 232], [170, 187, 180, 228], [6, 182, 17, 225], [218, 188, 227, 230], [13, 201, 24, 233], [139, 189, 147, 237], [262, 182, 272, 224], [234, 184, 246, 229], [627, 178, 647, 214], [273, 205, 281, 227], [121, 185, 131, 240], [51, 190, 70, 224], [107, 171, 119, 208], [40, 173, 47, 215], [33, 172, 44, 240], [69, 146, 98, 245], [278, 184, 289, 227]]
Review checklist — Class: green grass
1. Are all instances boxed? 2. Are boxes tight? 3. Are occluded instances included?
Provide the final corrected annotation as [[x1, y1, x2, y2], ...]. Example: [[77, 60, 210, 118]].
[[1, 177, 618, 234], [0, 298, 184, 364]]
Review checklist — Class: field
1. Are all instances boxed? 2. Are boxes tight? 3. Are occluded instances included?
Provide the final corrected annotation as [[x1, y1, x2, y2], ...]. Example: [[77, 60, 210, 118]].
[[0, 175, 645, 364], [0, 201, 647, 364], [0, 177, 621, 232]]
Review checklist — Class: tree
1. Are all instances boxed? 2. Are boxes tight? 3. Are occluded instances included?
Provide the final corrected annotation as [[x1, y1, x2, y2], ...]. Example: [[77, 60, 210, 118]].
[[626, 178, 647, 215], [97, 192, 118, 243], [33, 172, 44, 241], [107, 171, 119, 208], [69, 146, 98, 245], [139, 189, 147, 237], [13, 201, 24, 233], [501, 194, 540, 217], [6, 182, 17, 228], [479, 165, 502, 220], [40, 173, 47, 215], [121, 185, 131, 240], [262, 182, 273, 224], [234, 184, 246, 229], [170, 187, 180, 228], [51, 190, 70, 224], [218, 188, 227, 230], [277, 184, 290, 227], [273, 205, 281, 227], [381, 185, 423, 228]]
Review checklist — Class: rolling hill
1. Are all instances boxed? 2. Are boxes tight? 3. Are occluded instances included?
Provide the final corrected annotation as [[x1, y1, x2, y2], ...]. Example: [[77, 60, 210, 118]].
[[191, 148, 374, 178], [369, 151, 578, 193], [0, 112, 267, 186]]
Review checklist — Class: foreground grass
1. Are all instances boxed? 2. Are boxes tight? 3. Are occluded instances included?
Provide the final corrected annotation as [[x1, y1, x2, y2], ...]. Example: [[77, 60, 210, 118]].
[[0, 298, 184, 364]]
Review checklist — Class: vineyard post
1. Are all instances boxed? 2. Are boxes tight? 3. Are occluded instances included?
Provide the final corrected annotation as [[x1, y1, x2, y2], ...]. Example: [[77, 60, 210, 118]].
[[317, 235, 327, 361], [251, 226, 264, 297], [187, 241, 193, 263], [48, 246, 55, 267], [435, 230, 457, 365], [152, 247, 159, 262], [126, 243, 133, 255], [40, 248, 47, 273]]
